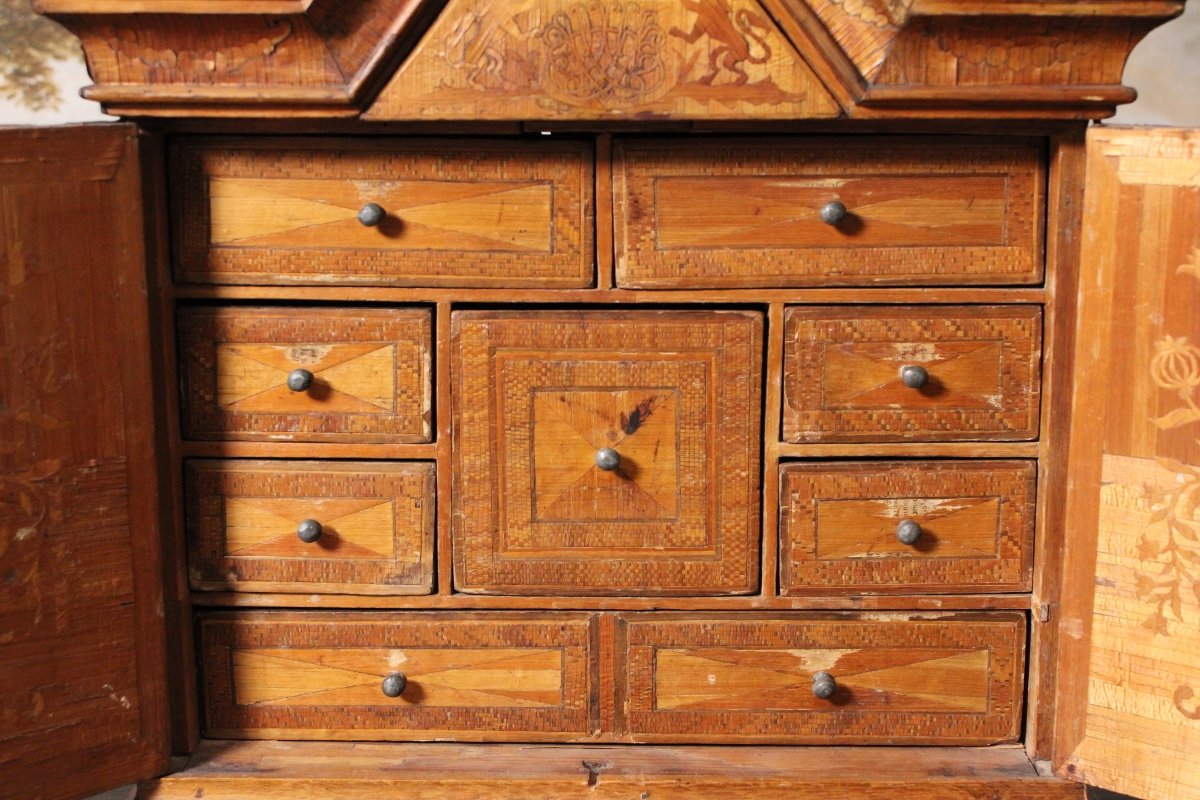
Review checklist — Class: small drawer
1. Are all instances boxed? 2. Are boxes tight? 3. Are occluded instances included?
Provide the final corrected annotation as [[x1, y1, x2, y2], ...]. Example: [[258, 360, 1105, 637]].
[[783, 305, 1042, 443], [172, 139, 594, 288], [452, 310, 762, 596], [185, 460, 435, 595], [620, 612, 1025, 744], [616, 137, 1044, 288], [779, 461, 1035, 594], [178, 306, 432, 443], [199, 612, 597, 742]]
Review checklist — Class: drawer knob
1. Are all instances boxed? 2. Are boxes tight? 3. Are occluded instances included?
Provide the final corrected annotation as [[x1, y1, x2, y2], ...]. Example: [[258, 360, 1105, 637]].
[[896, 518, 923, 545], [819, 200, 847, 226], [899, 364, 929, 388], [357, 202, 386, 227], [812, 671, 837, 700], [381, 672, 408, 698], [595, 447, 621, 472], [286, 368, 314, 392], [296, 518, 323, 543]]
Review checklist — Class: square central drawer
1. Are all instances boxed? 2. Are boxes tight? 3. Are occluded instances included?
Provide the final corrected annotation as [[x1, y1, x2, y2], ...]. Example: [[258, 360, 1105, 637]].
[[451, 310, 763, 596]]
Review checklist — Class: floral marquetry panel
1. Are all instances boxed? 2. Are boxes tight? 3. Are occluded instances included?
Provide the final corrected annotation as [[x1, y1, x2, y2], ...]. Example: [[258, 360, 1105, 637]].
[[365, 0, 840, 120], [1057, 128, 1200, 800], [185, 461, 435, 595], [199, 612, 597, 741], [619, 612, 1026, 744], [451, 310, 762, 595]]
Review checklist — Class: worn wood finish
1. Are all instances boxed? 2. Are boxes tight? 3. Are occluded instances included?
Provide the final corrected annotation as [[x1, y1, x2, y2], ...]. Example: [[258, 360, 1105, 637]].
[[1054, 128, 1200, 800], [199, 612, 597, 741], [178, 306, 432, 443], [141, 740, 1082, 799], [616, 137, 1044, 288], [172, 138, 594, 288], [365, 0, 840, 121], [783, 305, 1043, 443], [451, 310, 762, 596], [619, 612, 1026, 744], [0, 126, 170, 798], [780, 460, 1036, 595], [185, 460, 435, 595]]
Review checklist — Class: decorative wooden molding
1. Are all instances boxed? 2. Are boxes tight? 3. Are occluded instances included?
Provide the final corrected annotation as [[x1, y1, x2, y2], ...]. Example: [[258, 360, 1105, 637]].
[[37, 0, 1189, 119]]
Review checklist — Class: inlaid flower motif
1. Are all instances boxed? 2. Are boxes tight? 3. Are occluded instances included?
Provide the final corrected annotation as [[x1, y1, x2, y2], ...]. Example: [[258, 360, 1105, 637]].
[[1150, 335, 1200, 430]]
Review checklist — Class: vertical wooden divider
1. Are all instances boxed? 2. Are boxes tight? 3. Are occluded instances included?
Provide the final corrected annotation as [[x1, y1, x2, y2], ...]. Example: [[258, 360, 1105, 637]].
[[436, 301, 454, 595], [762, 303, 785, 597], [1027, 129, 1087, 761], [595, 134, 614, 290]]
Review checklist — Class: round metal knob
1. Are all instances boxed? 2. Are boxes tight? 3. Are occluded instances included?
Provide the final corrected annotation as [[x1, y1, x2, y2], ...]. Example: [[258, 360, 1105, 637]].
[[812, 671, 837, 700], [287, 368, 314, 392], [357, 202, 386, 227], [381, 673, 407, 698], [900, 365, 929, 389], [595, 448, 621, 472], [896, 519, 923, 546], [819, 200, 848, 226], [296, 519, 323, 543]]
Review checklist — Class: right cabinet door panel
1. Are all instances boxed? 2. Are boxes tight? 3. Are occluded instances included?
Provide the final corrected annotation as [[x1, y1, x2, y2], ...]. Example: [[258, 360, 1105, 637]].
[[783, 305, 1042, 443], [618, 613, 1026, 745], [779, 460, 1036, 595]]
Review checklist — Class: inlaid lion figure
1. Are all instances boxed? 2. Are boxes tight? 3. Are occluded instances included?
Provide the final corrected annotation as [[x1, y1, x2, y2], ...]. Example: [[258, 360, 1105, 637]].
[[669, 0, 772, 86]]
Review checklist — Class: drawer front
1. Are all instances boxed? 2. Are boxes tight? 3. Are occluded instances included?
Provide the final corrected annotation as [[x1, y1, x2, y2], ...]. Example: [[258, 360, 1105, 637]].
[[186, 460, 435, 595], [783, 305, 1042, 442], [616, 138, 1044, 288], [620, 613, 1025, 744], [199, 612, 596, 741], [172, 139, 594, 288], [178, 307, 432, 443], [779, 461, 1035, 594], [452, 310, 762, 596]]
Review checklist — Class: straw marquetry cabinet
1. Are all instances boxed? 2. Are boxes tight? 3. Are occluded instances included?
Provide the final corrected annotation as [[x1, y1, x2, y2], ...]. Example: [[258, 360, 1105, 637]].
[[3, 0, 1199, 797]]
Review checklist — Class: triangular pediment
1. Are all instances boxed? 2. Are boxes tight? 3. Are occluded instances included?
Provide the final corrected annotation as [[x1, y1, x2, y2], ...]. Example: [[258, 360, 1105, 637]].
[[365, 0, 841, 120]]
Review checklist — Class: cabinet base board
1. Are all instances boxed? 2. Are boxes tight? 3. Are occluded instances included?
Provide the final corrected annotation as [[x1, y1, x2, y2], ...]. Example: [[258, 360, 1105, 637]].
[[141, 741, 1082, 799]]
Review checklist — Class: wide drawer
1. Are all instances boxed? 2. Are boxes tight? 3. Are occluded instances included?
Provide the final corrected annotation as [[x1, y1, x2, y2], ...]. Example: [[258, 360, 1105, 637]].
[[178, 306, 432, 443], [619, 612, 1026, 744], [616, 137, 1044, 288], [199, 612, 597, 741], [451, 310, 762, 596], [783, 305, 1042, 442], [172, 139, 594, 288], [779, 461, 1036, 594], [185, 460, 435, 595]]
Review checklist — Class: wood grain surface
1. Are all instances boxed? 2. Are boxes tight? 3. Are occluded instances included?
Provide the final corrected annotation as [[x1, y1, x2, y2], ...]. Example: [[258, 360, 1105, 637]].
[[779, 460, 1036, 594], [783, 305, 1043, 443], [199, 612, 597, 742], [177, 306, 432, 443], [364, 0, 840, 120], [616, 137, 1044, 288], [141, 740, 1083, 799], [0, 125, 170, 798], [618, 611, 1026, 744], [451, 310, 762, 596], [171, 138, 594, 288], [1055, 128, 1200, 800], [185, 460, 435, 595]]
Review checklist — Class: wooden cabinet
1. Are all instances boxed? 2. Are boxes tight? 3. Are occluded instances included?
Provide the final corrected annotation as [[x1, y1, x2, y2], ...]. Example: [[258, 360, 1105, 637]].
[[4, 2, 1199, 799]]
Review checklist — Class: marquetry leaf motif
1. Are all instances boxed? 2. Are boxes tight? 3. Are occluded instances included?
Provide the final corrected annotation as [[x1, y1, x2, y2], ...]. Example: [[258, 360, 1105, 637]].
[[233, 648, 564, 708], [655, 647, 989, 712], [366, 0, 839, 120]]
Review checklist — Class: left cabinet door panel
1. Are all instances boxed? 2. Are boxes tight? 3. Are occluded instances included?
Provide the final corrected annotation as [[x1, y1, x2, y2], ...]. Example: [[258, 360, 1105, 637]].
[[0, 125, 170, 799]]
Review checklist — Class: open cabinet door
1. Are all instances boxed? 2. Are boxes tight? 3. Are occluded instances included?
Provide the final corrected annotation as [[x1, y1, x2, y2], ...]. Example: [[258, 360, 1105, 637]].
[[0, 126, 170, 799], [1056, 127, 1200, 799]]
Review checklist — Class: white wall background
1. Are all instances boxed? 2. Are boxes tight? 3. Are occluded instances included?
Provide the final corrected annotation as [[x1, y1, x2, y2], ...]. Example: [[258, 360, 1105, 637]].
[[1, 3, 1198, 127]]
